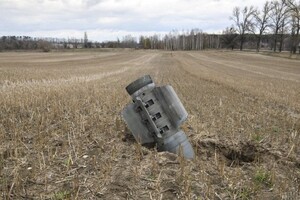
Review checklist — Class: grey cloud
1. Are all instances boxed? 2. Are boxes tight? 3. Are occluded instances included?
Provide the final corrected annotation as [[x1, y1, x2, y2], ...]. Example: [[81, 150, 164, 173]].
[[83, 0, 104, 7]]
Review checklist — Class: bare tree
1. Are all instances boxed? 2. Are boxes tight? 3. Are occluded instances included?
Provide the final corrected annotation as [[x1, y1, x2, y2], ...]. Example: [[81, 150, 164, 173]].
[[287, 0, 300, 53], [279, 15, 290, 51], [37, 40, 51, 52], [220, 27, 239, 50], [270, 0, 289, 52], [121, 35, 137, 48], [84, 32, 88, 48], [254, 1, 272, 51], [231, 6, 257, 50], [194, 29, 203, 50]]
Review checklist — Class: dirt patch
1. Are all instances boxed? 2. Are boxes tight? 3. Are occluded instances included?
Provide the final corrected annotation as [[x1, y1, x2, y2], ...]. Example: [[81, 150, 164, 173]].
[[196, 137, 300, 168]]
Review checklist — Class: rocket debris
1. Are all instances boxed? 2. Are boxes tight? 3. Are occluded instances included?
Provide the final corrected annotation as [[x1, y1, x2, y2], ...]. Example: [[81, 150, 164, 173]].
[[122, 75, 194, 159]]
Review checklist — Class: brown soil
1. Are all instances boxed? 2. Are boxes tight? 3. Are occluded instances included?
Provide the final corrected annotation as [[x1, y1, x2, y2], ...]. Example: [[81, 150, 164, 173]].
[[0, 49, 299, 199]]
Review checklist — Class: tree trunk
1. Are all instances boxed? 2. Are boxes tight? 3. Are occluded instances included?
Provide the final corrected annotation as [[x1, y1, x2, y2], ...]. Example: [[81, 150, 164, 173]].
[[240, 36, 244, 51], [279, 33, 284, 52], [274, 34, 277, 52], [296, 26, 300, 54], [256, 32, 262, 52], [256, 37, 261, 52]]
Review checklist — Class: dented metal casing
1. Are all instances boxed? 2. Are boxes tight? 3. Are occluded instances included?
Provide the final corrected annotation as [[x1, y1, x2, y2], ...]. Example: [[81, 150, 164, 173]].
[[122, 75, 194, 159]]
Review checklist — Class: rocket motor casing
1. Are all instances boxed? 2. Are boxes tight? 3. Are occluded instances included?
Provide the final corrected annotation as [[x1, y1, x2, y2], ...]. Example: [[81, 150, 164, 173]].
[[122, 75, 194, 159]]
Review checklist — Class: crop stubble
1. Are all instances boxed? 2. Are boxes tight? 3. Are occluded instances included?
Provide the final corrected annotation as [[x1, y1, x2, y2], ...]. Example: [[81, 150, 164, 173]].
[[0, 50, 299, 199]]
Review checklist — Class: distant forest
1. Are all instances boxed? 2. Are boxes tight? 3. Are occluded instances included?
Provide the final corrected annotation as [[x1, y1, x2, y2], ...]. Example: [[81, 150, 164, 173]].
[[1, 0, 299, 54]]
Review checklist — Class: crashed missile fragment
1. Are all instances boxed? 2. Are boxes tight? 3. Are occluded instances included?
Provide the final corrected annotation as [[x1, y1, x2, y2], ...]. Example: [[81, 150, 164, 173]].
[[122, 75, 195, 159]]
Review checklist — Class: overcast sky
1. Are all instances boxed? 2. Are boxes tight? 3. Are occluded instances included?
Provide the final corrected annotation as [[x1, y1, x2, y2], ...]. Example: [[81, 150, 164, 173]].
[[0, 0, 266, 42]]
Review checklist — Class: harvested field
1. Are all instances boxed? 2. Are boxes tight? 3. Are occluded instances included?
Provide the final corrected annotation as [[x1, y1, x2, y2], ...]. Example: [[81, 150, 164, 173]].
[[0, 49, 299, 199]]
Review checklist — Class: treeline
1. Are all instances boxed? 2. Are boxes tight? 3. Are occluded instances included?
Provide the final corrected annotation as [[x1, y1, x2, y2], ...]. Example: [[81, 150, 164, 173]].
[[1, 31, 296, 53], [139, 31, 221, 50], [133, 0, 299, 53], [103, 0, 299, 53], [0, 36, 53, 52], [1, 0, 299, 53], [0, 35, 101, 52]]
